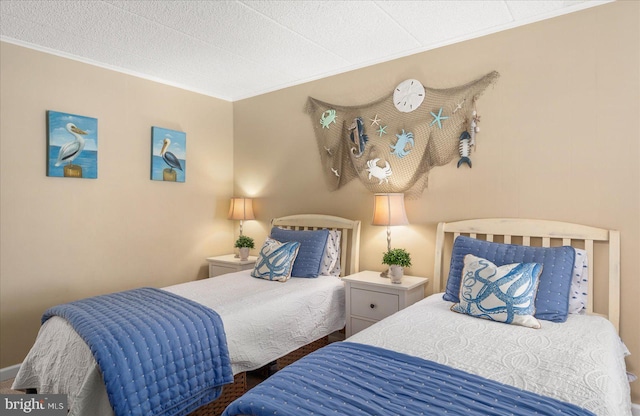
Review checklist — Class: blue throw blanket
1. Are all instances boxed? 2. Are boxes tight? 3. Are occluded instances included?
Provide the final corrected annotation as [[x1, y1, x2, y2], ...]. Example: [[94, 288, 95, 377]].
[[43, 287, 233, 416], [223, 342, 595, 416]]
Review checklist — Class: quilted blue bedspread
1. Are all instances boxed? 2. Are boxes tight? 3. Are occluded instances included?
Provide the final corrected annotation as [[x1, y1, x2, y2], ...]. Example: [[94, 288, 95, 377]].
[[43, 287, 233, 416], [223, 342, 595, 416]]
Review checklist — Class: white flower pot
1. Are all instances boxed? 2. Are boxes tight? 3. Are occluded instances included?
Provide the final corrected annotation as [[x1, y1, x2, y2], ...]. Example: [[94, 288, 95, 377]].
[[389, 265, 403, 284], [239, 247, 250, 261]]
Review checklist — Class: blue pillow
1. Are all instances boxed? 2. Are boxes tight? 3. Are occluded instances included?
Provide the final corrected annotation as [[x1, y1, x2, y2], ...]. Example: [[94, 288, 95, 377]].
[[444, 236, 575, 323], [270, 227, 329, 278]]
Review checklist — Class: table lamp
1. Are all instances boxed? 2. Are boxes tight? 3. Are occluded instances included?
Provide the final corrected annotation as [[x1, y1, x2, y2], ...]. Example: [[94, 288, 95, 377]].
[[372, 193, 409, 276], [228, 197, 255, 237]]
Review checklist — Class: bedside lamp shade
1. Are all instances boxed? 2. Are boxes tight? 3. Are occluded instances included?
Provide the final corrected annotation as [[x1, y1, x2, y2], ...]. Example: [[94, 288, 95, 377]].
[[372, 193, 408, 252], [228, 197, 255, 236]]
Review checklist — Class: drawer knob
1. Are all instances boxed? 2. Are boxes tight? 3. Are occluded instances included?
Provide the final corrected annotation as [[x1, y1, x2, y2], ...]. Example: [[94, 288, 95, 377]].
[[370, 303, 376, 309]]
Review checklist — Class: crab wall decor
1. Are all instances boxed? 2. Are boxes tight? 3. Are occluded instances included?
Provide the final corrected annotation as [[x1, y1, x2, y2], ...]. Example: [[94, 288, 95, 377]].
[[390, 129, 414, 158], [366, 158, 392, 184]]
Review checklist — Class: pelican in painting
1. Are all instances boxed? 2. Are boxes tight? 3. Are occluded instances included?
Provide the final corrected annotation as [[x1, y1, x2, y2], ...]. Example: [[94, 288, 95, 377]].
[[54, 123, 88, 166], [160, 138, 183, 171]]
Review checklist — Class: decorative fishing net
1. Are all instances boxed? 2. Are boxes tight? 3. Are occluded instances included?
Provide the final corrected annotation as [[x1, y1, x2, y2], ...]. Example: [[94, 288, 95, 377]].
[[305, 71, 499, 199]]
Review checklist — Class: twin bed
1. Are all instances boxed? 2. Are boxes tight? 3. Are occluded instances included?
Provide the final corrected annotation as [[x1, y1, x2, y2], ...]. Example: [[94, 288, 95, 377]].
[[14, 216, 632, 415], [13, 214, 362, 416], [222, 218, 631, 416]]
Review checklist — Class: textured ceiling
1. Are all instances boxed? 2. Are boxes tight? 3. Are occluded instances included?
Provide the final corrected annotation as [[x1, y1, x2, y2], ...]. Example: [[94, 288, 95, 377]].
[[0, 0, 611, 101]]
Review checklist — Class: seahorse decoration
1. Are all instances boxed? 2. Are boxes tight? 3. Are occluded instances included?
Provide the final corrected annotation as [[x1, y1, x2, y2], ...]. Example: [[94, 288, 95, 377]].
[[390, 129, 414, 158], [349, 117, 369, 158]]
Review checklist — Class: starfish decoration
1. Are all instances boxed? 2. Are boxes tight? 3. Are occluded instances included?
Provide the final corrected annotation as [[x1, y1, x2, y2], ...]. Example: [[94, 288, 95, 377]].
[[370, 114, 381, 126], [377, 125, 388, 137], [430, 107, 449, 129], [453, 99, 465, 114]]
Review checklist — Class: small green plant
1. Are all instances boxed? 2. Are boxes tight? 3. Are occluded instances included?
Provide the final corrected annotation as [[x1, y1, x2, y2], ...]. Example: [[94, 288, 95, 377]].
[[234, 235, 255, 249], [382, 248, 412, 268]]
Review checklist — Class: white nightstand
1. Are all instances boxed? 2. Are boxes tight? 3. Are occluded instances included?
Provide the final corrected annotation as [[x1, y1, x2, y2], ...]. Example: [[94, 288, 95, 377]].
[[343, 270, 428, 337], [206, 254, 257, 278]]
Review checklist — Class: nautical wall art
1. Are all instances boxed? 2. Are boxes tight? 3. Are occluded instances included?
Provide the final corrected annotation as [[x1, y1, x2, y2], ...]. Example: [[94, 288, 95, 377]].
[[151, 126, 186, 183], [47, 110, 98, 179], [306, 71, 499, 198]]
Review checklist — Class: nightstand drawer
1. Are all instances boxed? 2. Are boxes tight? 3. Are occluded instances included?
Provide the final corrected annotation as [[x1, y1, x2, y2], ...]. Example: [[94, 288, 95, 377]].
[[350, 288, 399, 321], [350, 317, 376, 334]]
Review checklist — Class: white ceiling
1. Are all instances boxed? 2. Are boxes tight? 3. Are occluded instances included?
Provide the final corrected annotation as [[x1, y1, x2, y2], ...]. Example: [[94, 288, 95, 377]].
[[0, 0, 611, 101]]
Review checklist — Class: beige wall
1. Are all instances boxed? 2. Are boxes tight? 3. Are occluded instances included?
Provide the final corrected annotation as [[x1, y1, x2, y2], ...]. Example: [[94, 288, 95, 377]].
[[233, 1, 640, 401], [0, 43, 235, 367], [1, 0, 638, 403]]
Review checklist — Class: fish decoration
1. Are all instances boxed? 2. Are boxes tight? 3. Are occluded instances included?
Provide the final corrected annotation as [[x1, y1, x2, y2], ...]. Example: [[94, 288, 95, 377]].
[[324, 146, 333, 156], [457, 131, 472, 168], [349, 117, 369, 157], [390, 129, 414, 158], [331, 168, 340, 177], [320, 109, 337, 129]]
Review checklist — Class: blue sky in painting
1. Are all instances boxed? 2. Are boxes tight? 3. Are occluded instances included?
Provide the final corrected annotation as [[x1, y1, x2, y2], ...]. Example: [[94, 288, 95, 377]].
[[152, 127, 186, 159], [48, 111, 98, 151]]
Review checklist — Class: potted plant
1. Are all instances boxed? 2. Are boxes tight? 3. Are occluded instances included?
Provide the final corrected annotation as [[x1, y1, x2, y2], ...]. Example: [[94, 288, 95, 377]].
[[235, 235, 255, 261], [382, 248, 412, 284]]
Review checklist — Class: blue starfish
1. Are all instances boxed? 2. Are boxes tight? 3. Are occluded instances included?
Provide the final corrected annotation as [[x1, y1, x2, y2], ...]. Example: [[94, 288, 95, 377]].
[[377, 125, 387, 137], [430, 107, 449, 129]]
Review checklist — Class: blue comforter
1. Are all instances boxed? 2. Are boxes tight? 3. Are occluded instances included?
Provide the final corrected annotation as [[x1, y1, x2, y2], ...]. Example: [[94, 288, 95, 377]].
[[222, 342, 595, 416], [43, 287, 233, 416]]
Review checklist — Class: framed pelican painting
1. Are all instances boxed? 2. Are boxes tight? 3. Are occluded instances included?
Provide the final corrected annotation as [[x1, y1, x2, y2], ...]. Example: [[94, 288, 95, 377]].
[[151, 127, 186, 182], [46, 110, 98, 179]]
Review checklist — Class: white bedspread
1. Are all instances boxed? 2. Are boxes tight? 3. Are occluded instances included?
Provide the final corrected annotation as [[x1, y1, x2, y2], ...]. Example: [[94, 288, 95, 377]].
[[13, 271, 345, 416], [348, 294, 632, 416]]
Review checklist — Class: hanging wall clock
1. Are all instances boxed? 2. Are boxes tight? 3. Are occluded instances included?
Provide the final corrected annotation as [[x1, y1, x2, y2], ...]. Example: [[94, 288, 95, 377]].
[[393, 79, 425, 113]]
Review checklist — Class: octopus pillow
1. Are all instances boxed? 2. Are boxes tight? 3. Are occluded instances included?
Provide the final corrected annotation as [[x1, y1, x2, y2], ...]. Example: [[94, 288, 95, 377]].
[[451, 254, 543, 329], [251, 238, 300, 282]]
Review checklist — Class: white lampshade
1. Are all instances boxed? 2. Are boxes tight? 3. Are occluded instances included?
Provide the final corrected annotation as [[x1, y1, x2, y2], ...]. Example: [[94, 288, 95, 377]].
[[228, 197, 255, 221], [372, 193, 409, 227]]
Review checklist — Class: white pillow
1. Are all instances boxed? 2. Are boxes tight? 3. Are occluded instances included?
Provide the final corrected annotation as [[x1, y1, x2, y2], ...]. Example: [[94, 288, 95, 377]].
[[319, 230, 341, 276], [568, 248, 588, 314]]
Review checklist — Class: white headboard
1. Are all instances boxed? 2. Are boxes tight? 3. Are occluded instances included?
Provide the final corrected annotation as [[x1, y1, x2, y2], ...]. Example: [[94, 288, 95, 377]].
[[434, 218, 620, 332], [270, 214, 361, 277]]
